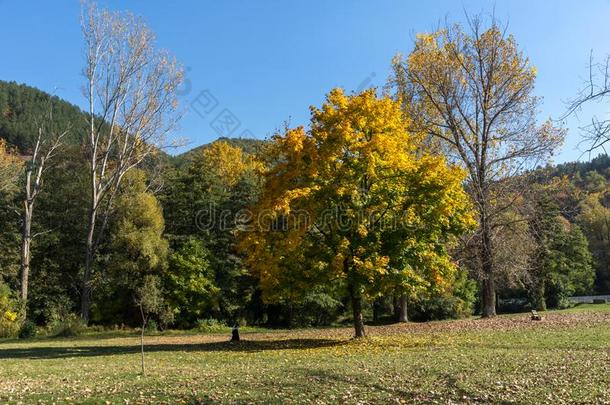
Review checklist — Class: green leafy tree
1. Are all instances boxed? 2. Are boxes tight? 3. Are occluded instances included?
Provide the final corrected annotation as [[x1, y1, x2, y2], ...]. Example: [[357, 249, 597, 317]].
[[162, 140, 262, 324], [0, 280, 21, 338], [0, 192, 21, 289], [545, 224, 595, 308], [27, 145, 89, 325], [527, 185, 595, 310], [93, 169, 168, 325], [409, 266, 477, 321], [578, 193, 610, 293], [528, 193, 595, 309], [166, 238, 219, 326], [110, 170, 168, 276], [527, 194, 562, 310]]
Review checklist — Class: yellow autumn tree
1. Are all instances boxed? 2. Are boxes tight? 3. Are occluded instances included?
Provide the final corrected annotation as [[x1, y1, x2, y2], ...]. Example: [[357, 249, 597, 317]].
[[390, 17, 564, 317], [239, 88, 474, 337], [0, 139, 22, 192], [196, 140, 263, 189]]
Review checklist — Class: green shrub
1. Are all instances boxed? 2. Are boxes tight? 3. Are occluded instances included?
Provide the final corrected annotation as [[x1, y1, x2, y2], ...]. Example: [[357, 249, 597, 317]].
[[410, 294, 468, 321], [51, 313, 85, 337], [145, 319, 158, 332], [411, 268, 477, 321], [293, 291, 344, 327], [18, 320, 37, 339], [0, 282, 22, 338], [88, 324, 105, 333], [545, 275, 574, 309], [196, 318, 229, 333]]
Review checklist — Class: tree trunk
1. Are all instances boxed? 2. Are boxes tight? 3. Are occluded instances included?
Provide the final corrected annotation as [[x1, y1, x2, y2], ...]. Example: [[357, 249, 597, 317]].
[[20, 204, 32, 305], [481, 276, 496, 317], [348, 282, 366, 338], [532, 279, 547, 311], [287, 302, 293, 329], [480, 212, 496, 317], [81, 209, 96, 324], [19, 127, 64, 319], [372, 299, 382, 324], [140, 326, 145, 376], [393, 295, 399, 321], [397, 294, 408, 323], [140, 307, 146, 376]]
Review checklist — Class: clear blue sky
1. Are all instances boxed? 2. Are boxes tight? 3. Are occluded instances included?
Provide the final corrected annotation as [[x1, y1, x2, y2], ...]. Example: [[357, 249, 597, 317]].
[[1, 0, 610, 162]]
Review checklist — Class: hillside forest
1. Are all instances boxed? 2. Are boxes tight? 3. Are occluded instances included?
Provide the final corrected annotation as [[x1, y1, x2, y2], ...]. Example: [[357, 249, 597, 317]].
[[1, 5, 610, 339]]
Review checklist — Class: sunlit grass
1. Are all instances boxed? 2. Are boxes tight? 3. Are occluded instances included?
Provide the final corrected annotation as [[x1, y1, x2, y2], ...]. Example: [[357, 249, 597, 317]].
[[1, 305, 609, 404]]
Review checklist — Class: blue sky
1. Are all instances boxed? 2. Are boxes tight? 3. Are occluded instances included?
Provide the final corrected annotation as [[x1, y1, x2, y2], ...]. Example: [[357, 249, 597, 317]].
[[1, 0, 610, 162]]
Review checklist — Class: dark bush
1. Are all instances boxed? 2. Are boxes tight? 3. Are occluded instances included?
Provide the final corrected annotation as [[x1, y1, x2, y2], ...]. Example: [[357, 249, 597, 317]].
[[411, 268, 477, 321], [51, 314, 85, 337], [18, 320, 37, 339], [145, 319, 158, 332], [497, 298, 530, 314], [292, 292, 344, 327], [410, 294, 472, 321]]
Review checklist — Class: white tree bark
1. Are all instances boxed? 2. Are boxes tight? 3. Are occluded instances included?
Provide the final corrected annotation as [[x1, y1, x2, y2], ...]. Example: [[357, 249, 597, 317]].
[[79, 3, 183, 323], [21, 123, 65, 314]]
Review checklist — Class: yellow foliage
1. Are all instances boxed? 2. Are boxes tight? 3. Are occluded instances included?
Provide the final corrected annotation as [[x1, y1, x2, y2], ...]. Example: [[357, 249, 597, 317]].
[[3, 310, 17, 323], [197, 140, 264, 188], [239, 88, 474, 303], [0, 139, 22, 191]]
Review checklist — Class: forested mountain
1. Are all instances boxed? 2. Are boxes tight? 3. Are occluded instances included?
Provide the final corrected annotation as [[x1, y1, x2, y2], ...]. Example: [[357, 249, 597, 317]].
[[0, 82, 271, 333], [0, 81, 608, 338], [0, 80, 263, 166], [534, 154, 610, 182], [174, 137, 266, 167], [0, 81, 86, 153]]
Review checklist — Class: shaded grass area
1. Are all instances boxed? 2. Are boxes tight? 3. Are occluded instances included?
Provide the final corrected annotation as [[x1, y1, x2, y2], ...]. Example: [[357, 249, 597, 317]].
[[0, 338, 344, 360], [1, 305, 609, 404]]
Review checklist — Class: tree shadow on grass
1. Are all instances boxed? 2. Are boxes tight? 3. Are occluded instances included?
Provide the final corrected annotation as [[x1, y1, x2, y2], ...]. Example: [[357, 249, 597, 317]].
[[0, 338, 346, 360]]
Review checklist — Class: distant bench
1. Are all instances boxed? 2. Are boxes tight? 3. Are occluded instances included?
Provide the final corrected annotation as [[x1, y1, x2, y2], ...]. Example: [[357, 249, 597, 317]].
[[531, 310, 542, 321], [570, 295, 610, 304]]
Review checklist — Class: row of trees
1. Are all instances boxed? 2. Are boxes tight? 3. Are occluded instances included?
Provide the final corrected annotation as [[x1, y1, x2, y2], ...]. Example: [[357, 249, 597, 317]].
[[0, 8, 608, 338]]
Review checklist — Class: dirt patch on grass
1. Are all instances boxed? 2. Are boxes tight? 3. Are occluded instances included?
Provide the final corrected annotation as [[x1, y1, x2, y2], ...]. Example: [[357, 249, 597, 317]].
[[126, 307, 610, 347], [372, 308, 610, 335]]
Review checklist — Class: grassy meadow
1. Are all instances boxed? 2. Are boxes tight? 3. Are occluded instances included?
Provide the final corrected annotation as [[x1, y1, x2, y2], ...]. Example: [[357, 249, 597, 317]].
[[1, 305, 609, 404]]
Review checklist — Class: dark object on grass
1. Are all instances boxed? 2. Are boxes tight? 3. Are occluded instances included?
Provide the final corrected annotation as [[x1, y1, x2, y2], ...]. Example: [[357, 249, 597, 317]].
[[593, 298, 607, 304], [231, 325, 240, 342], [531, 310, 543, 321]]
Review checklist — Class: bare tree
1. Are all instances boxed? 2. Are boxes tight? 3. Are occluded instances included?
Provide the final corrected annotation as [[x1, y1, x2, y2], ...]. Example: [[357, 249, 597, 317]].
[[391, 15, 564, 316], [80, 2, 183, 323], [566, 53, 610, 154], [20, 107, 67, 309], [134, 275, 168, 376]]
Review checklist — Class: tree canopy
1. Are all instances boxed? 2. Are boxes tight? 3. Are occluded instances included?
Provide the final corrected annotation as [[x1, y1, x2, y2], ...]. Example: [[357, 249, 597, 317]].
[[239, 88, 474, 337]]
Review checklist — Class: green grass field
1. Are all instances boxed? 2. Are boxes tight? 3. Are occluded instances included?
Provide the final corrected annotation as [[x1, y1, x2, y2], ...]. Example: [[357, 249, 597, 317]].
[[1, 305, 609, 404]]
